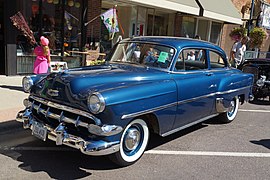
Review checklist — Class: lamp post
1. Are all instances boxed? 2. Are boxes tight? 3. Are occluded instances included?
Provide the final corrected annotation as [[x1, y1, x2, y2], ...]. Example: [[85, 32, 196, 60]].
[[247, 0, 255, 36]]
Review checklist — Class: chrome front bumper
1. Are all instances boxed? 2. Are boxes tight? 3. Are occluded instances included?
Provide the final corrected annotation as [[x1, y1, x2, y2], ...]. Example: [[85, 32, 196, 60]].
[[16, 109, 120, 156]]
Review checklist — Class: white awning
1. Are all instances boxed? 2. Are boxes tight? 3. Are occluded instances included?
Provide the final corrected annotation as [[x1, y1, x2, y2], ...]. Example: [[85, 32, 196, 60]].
[[128, 0, 200, 15], [197, 0, 242, 24]]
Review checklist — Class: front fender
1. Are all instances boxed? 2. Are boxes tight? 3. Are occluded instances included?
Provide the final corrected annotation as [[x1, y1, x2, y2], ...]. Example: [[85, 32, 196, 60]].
[[99, 79, 178, 133]]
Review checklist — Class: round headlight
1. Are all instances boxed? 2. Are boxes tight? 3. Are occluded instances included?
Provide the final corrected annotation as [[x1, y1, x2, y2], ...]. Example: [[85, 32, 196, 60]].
[[256, 79, 264, 87], [87, 92, 105, 114], [22, 76, 34, 93], [256, 75, 266, 87]]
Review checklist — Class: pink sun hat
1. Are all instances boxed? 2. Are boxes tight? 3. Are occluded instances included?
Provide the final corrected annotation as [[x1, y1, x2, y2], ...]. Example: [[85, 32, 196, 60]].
[[40, 36, 49, 46]]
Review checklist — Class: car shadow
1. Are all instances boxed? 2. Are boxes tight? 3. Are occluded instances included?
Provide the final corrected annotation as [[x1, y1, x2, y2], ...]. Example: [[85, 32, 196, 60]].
[[0, 120, 209, 179], [0, 85, 24, 92], [0, 140, 122, 179], [249, 98, 270, 105], [250, 139, 270, 150]]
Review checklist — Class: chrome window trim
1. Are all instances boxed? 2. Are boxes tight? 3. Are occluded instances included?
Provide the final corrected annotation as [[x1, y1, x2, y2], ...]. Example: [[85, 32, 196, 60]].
[[169, 67, 231, 74], [30, 95, 101, 125], [171, 46, 228, 73], [121, 85, 252, 119]]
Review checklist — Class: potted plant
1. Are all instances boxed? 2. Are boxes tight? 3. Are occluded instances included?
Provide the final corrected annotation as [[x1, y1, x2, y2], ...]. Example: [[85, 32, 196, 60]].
[[229, 27, 247, 41], [249, 27, 268, 49]]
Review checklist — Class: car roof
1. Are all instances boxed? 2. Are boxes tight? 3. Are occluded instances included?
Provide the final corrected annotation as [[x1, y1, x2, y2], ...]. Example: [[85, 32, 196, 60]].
[[121, 36, 224, 54]]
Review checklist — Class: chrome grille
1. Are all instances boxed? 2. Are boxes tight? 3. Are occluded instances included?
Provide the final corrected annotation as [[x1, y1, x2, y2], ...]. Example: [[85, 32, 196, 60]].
[[29, 96, 101, 130], [242, 66, 259, 81]]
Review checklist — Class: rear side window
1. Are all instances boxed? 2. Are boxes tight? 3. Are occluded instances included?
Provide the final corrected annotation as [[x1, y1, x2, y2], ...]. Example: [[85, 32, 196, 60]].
[[174, 48, 207, 71], [209, 51, 226, 69]]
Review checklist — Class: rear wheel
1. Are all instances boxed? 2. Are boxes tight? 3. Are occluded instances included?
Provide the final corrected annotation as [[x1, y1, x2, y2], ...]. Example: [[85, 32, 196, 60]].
[[109, 119, 149, 166], [219, 97, 239, 123]]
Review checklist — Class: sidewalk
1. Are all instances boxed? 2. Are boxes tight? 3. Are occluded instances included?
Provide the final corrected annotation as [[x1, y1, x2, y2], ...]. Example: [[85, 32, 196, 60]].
[[0, 75, 28, 123]]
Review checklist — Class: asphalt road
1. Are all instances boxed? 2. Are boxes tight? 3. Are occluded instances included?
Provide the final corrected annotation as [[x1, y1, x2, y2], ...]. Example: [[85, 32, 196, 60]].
[[0, 99, 270, 180]]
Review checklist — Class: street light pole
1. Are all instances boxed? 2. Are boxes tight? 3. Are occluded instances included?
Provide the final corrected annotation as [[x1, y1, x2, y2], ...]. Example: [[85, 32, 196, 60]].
[[248, 0, 255, 36]]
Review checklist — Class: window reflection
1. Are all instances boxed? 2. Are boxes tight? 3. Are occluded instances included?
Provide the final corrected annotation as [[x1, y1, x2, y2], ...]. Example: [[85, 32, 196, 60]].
[[111, 42, 174, 69], [16, 0, 83, 74]]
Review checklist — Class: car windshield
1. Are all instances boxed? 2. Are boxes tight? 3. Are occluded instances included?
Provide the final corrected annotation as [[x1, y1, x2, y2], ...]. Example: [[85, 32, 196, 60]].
[[110, 42, 175, 69]]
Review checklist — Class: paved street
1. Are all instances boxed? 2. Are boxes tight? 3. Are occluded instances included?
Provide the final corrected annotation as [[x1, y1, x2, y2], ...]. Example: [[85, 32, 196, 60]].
[[0, 76, 270, 179]]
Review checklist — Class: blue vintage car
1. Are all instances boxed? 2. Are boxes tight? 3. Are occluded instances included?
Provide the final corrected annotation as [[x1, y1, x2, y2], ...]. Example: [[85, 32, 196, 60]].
[[17, 37, 254, 166]]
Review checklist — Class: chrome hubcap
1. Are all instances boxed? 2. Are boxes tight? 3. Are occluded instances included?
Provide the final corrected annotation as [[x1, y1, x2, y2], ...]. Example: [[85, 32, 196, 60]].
[[228, 100, 235, 116], [124, 127, 141, 151]]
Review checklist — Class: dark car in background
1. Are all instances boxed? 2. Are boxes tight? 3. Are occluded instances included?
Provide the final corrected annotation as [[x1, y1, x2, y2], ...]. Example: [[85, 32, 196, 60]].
[[240, 51, 270, 101]]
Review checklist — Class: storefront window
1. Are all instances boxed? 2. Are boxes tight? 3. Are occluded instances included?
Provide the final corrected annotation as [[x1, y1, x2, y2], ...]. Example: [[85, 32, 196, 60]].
[[16, 0, 83, 74], [197, 19, 209, 41], [39, 1, 62, 55], [210, 22, 222, 44], [63, 1, 82, 54], [147, 14, 168, 36], [130, 7, 147, 36], [181, 16, 195, 38]]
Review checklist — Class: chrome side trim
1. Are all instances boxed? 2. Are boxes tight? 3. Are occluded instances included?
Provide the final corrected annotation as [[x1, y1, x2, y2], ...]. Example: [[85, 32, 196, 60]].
[[177, 92, 216, 105], [121, 102, 178, 119], [30, 95, 101, 125], [216, 85, 252, 95], [161, 114, 218, 137], [121, 85, 252, 119], [178, 85, 252, 105]]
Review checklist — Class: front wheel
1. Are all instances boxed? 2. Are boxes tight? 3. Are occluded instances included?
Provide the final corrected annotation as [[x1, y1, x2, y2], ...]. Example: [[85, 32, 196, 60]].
[[219, 97, 239, 123], [109, 119, 149, 166]]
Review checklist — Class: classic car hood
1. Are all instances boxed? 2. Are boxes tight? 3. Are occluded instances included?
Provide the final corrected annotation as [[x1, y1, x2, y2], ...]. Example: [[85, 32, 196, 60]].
[[31, 64, 171, 107], [68, 64, 169, 93]]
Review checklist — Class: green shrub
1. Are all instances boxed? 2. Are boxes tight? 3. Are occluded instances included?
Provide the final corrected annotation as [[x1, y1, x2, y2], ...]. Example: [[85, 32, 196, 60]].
[[249, 27, 268, 48], [229, 27, 247, 41]]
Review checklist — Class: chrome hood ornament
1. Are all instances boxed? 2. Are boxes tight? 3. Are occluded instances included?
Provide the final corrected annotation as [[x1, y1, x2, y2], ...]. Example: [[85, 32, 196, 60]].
[[47, 89, 59, 97]]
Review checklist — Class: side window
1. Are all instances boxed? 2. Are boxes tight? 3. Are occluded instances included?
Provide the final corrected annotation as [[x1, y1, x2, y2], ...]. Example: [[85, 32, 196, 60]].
[[174, 48, 207, 71], [209, 51, 226, 69]]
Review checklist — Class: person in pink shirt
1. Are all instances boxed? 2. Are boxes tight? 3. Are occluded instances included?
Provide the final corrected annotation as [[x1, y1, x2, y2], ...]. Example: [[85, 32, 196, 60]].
[[33, 36, 51, 74]]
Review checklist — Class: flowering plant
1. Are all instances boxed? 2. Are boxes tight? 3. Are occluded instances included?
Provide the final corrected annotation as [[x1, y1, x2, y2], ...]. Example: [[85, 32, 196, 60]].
[[229, 27, 247, 41], [249, 27, 268, 48]]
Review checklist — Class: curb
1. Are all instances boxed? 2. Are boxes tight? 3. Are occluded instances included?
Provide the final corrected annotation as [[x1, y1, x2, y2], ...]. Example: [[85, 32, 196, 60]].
[[0, 120, 22, 135]]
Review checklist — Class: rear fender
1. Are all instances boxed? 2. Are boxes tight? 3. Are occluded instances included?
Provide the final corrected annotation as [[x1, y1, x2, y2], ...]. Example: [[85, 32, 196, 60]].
[[217, 72, 253, 108]]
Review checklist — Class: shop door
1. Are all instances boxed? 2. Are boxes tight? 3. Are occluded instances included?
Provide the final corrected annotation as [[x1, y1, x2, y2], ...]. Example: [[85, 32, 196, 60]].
[[0, 0, 5, 74]]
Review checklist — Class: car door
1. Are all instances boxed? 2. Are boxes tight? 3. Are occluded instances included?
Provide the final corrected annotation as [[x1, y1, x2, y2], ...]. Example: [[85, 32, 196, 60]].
[[171, 48, 220, 129]]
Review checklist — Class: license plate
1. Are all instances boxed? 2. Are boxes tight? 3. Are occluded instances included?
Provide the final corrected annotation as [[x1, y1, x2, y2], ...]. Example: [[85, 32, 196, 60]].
[[32, 121, 47, 141]]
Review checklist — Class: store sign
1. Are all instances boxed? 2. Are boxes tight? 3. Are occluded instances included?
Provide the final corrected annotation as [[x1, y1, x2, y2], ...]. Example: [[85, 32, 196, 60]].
[[261, 3, 270, 29]]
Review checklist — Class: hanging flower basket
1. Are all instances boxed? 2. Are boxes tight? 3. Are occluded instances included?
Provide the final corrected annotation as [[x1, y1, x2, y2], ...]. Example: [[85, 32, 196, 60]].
[[249, 27, 268, 48], [229, 27, 247, 41]]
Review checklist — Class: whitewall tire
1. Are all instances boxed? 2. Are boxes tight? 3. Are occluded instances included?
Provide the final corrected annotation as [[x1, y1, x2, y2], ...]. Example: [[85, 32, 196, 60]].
[[219, 97, 239, 123], [109, 119, 149, 166]]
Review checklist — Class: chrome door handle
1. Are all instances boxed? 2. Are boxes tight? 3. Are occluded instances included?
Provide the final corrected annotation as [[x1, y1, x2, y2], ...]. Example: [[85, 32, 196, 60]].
[[209, 84, 217, 88], [206, 73, 213, 76]]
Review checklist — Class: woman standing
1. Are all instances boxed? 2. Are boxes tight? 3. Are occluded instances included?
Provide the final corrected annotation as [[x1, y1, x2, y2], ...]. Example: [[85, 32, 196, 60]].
[[33, 36, 51, 74]]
